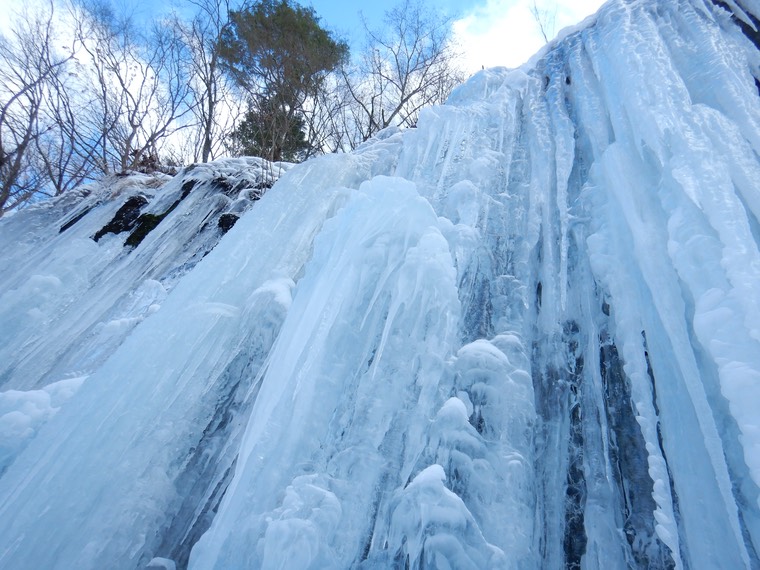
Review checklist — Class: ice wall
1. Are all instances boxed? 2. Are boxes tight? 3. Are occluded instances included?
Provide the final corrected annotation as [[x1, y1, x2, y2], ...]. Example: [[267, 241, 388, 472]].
[[1, 0, 760, 568]]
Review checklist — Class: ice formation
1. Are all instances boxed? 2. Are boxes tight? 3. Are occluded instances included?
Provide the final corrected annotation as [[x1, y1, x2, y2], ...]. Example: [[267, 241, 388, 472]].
[[1, 0, 760, 568]]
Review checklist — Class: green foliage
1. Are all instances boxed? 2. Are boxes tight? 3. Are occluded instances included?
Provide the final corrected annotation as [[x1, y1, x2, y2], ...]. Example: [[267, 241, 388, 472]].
[[230, 100, 309, 161], [220, 0, 348, 161], [222, 0, 348, 100]]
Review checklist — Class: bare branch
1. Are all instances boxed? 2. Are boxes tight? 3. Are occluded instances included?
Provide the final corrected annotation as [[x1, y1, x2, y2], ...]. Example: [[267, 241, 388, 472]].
[[530, 0, 557, 44], [338, 0, 464, 149]]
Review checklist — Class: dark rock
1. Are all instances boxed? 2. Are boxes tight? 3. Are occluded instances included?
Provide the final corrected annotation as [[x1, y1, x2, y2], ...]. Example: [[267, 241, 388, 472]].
[[123, 182, 196, 248], [93, 195, 148, 242], [218, 213, 239, 234], [181, 180, 197, 199], [211, 177, 248, 198], [60, 207, 94, 234], [124, 213, 164, 248]]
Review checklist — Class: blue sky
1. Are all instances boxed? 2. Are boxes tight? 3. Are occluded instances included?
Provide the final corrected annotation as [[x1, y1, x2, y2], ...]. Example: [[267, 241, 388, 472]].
[[4, 0, 606, 73], [304, 0, 476, 39], [305, 0, 606, 72]]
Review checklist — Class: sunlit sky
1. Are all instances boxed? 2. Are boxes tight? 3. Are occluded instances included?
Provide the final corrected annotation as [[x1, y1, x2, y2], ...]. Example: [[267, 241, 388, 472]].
[[306, 0, 607, 73], [4, 0, 607, 73]]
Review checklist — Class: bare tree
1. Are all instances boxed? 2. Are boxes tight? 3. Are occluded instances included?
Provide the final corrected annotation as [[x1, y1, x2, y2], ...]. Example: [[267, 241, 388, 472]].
[[34, 62, 97, 196], [300, 77, 351, 157], [72, 1, 192, 174], [530, 0, 557, 44], [340, 0, 464, 149], [174, 0, 235, 163], [0, 4, 76, 215]]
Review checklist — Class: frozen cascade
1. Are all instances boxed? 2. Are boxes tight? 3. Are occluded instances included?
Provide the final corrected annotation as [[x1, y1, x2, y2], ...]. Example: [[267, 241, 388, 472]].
[[1, 0, 760, 568]]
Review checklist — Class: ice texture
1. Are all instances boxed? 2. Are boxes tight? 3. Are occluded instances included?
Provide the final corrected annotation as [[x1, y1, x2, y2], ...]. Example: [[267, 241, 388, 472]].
[[1, 0, 760, 569]]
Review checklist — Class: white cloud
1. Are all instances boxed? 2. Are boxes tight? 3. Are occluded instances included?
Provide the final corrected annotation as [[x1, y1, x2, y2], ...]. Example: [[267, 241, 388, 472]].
[[453, 0, 607, 74], [0, 0, 25, 36]]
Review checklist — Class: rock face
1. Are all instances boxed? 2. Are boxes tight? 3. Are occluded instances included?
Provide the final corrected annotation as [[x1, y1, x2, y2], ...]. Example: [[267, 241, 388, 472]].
[[1, 1, 760, 569], [217, 213, 239, 234], [91, 195, 149, 242], [0, 157, 288, 395]]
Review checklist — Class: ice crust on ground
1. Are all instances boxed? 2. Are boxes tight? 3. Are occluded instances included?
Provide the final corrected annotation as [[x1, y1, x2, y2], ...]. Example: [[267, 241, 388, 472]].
[[1, 0, 760, 568]]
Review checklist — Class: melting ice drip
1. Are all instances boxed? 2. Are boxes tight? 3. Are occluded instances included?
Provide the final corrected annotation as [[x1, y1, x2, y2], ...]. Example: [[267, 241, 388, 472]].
[[1, 0, 760, 568]]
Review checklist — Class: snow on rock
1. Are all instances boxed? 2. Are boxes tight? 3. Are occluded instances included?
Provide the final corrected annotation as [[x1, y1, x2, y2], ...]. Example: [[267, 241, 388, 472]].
[[1, 1, 760, 569]]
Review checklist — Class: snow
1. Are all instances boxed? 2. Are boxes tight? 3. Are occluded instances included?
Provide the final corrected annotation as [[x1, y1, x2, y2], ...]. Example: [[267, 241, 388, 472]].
[[0, 0, 759, 569], [0, 376, 86, 474], [147, 558, 177, 570]]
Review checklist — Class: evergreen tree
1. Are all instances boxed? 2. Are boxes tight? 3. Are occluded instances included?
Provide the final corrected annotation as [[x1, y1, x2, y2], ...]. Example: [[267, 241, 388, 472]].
[[220, 0, 348, 161], [229, 99, 308, 161]]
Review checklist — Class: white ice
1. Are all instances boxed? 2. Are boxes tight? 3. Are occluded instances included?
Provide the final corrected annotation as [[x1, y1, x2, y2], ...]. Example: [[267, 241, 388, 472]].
[[0, 0, 759, 569]]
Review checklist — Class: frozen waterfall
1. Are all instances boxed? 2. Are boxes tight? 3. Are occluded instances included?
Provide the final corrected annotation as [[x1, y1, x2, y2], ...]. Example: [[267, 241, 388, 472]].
[[1, 0, 760, 568]]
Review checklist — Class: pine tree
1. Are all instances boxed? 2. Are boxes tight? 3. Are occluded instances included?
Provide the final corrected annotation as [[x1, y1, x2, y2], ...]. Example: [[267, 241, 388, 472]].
[[220, 0, 348, 161]]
